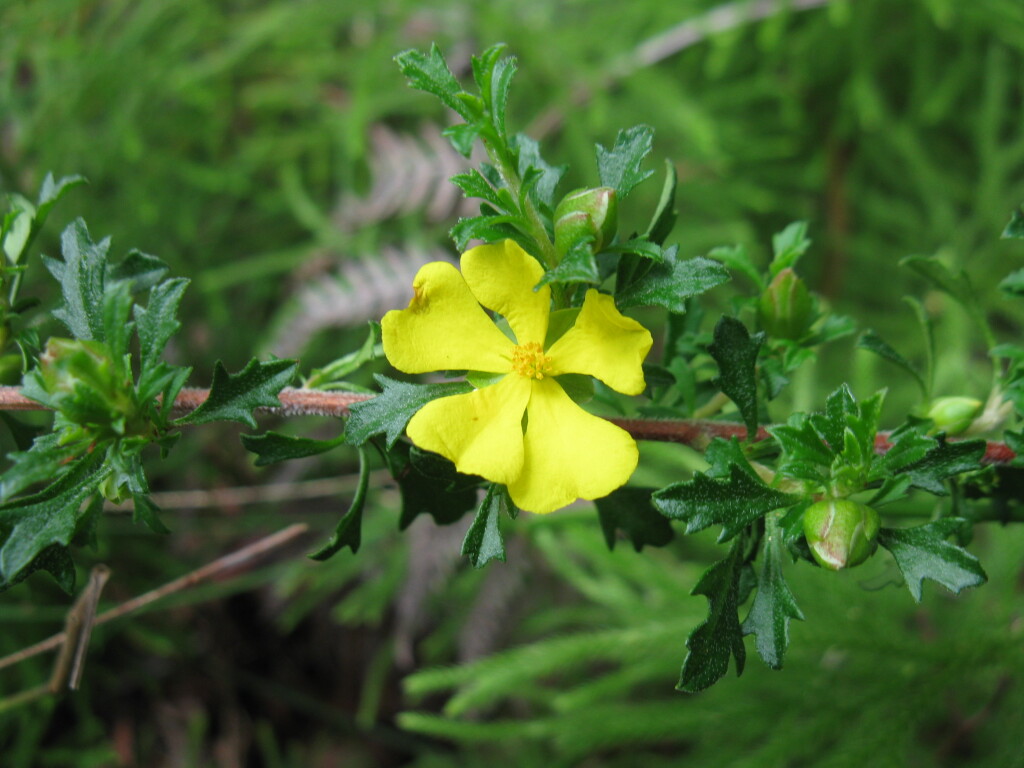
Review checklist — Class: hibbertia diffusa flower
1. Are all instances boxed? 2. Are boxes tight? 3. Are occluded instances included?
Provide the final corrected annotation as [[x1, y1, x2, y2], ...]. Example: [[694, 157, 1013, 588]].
[[381, 240, 652, 514]]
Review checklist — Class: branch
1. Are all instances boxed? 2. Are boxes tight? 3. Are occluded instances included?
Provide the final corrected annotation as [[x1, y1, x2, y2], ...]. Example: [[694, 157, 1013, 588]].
[[0, 386, 1016, 463]]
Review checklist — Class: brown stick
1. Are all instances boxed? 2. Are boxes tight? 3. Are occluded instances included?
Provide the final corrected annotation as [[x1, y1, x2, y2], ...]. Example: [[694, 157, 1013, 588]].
[[0, 523, 309, 674]]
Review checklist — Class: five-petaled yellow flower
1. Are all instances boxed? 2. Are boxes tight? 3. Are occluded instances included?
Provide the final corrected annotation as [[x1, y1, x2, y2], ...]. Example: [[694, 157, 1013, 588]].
[[381, 240, 653, 514]]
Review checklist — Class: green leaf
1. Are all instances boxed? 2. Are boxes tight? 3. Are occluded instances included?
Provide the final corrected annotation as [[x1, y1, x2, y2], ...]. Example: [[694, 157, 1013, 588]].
[[902, 437, 986, 494], [241, 431, 345, 467], [596, 125, 655, 199], [134, 277, 189, 369], [304, 322, 380, 389], [594, 486, 673, 552], [132, 493, 170, 535], [107, 250, 169, 293], [604, 238, 666, 263], [677, 539, 747, 693], [536, 240, 599, 288], [450, 215, 524, 251], [870, 425, 935, 480], [857, 330, 926, 397], [394, 444, 480, 529], [2, 205, 32, 264], [644, 159, 678, 245], [344, 376, 472, 449], [450, 170, 503, 208], [488, 55, 517, 139], [742, 515, 803, 669], [0, 432, 79, 501], [1002, 204, 1024, 239], [707, 244, 764, 290], [395, 44, 473, 121], [46, 219, 110, 341], [513, 134, 566, 209], [877, 519, 987, 602], [769, 221, 811, 274], [462, 484, 510, 568], [442, 124, 480, 158], [310, 445, 371, 560], [176, 358, 297, 429], [616, 249, 730, 313], [0, 544, 76, 594], [652, 465, 798, 541], [708, 316, 763, 438], [0, 454, 107, 584], [900, 255, 979, 316], [999, 268, 1024, 297]]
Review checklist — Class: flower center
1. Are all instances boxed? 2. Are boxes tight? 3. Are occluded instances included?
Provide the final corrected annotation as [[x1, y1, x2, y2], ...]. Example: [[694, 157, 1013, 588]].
[[511, 341, 552, 380]]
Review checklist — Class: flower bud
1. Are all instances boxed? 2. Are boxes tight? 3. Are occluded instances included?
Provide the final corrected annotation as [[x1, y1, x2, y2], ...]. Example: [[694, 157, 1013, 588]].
[[554, 187, 618, 256], [758, 268, 813, 340], [926, 396, 982, 436], [802, 499, 880, 570], [39, 338, 115, 397]]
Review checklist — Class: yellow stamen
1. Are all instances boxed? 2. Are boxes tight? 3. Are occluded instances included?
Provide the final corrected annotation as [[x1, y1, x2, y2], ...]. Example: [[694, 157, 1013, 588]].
[[511, 341, 552, 380]]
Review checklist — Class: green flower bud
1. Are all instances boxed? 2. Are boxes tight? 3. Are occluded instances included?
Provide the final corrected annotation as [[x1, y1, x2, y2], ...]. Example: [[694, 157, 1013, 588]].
[[926, 396, 982, 436], [802, 499, 880, 570], [39, 338, 117, 397], [554, 187, 618, 256], [758, 268, 814, 340]]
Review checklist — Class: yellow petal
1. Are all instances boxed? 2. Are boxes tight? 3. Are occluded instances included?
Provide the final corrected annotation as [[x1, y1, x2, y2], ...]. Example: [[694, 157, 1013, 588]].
[[406, 374, 531, 484], [507, 379, 638, 514], [546, 289, 652, 395], [461, 240, 550, 345], [382, 261, 513, 373]]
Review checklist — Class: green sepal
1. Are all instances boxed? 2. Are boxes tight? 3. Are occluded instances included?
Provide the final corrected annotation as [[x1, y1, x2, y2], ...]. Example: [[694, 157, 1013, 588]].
[[877, 519, 987, 602], [708, 316, 763, 439], [344, 375, 472, 449], [241, 431, 345, 467], [309, 445, 371, 560], [616, 248, 729, 313], [677, 538, 748, 693], [594, 486, 673, 552], [175, 358, 297, 429], [652, 464, 798, 541], [742, 514, 803, 669], [462, 483, 512, 568], [596, 125, 655, 199]]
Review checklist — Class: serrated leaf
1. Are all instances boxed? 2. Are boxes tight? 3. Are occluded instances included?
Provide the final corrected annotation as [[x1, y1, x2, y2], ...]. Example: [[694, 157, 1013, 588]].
[[652, 465, 798, 541], [38, 172, 87, 209], [742, 515, 803, 669], [596, 125, 655, 199], [645, 159, 678, 245], [390, 443, 479, 529], [442, 124, 480, 158], [176, 358, 297, 429], [450, 171, 503, 208], [999, 268, 1024, 297], [858, 330, 926, 396], [512, 134, 566, 209], [769, 417, 834, 469], [536, 240, 599, 288], [869, 425, 935, 479], [132, 493, 169, 535], [0, 432, 79, 501], [703, 437, 761, 481], [604, 238, 666, 263], [107, 250, 169, 293], [134, 277, 189, 369], [489, 55, 517, 139], [708, 316, 763, 438], [0, 454, 107, 584], [47, 219, 110, 341], [450, 215, 524, 251], [344, 376, 472, 449], [616, 249, 729, 313], [594, 486, 673, 552], [462, 483, 510, 568], [1001, 204, 1024, 239], [677, 539, 746, 693], [0, 544, 76, 594], [770, 221, 811, 274], [903, 437, 986, 494], [310, 445, 371, 560], [707, 244, 764, 290], [395, 45, 473, 121], [241, 431, 345, 467], [877, 519, 987, 602]]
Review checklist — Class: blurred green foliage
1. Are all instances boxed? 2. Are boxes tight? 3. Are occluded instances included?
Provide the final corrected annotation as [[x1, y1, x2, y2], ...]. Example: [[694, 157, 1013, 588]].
[[2, 0, 1024, 765]]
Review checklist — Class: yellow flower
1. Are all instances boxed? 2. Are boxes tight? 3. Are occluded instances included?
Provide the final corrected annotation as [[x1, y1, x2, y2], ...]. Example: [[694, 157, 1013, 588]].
[[381, 240, 653, 514]]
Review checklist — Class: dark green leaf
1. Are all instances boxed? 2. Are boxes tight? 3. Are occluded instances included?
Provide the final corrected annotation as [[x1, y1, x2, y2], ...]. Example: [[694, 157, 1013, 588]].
[[489, 55, 517, 139], [241, 431, 345, 467], [653, 465, 798, 541], [395, 45, 473, 121], [596, 125, 655, 199], [0, 432, 79, 501], [450, 215, 523, 251], [999, 268, 1024, 297], [442, 124, 480, 158], [176, 358, 297, 429], [107, 250, 169, 293], [1002, 204, 1024, 239], [604, 238, 666, 263], [707, 244, 763, 290], [708, 316, 763, 438], [391, 443, 479, 529], [594, 486, 673, 552], [677, 539, 746, 693], [616, 249, 729, 313], [877, 519, 987, 602], [645, 159, 677, 245], [0, 544, 76, 594], [770, 221, 811, 274], [462, 484, 510, 568], [858, 331, 926, 396], [310, 445, 371, 560], [134, 277, 189, 369], [513, 134, 566, 209], [536, 240, 599, 288], [345, 376, 472, 449], [132, 493, 169, 535], [0, 454, 107, 584], [47, 219, 109, 341], [742, 516, 803, 669], [703, 437, 761, 482], [450, 171, 503, 208], [869, 425, 935, 480], [903, 437, 986, 494]]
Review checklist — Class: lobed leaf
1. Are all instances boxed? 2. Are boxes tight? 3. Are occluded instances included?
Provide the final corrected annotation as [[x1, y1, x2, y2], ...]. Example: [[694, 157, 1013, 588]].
[[594, 486, 673, 552], [176, 358, 297, 429], [877, 519, 987, 602], [344, 376, 472, 449], [395, 44, 473, 121], [241, 431, 345, 467], [708, 316, 763, 439], [596, 125, 655, 199], [742, 516, 803, 669], [616, 249, 729, 313]]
